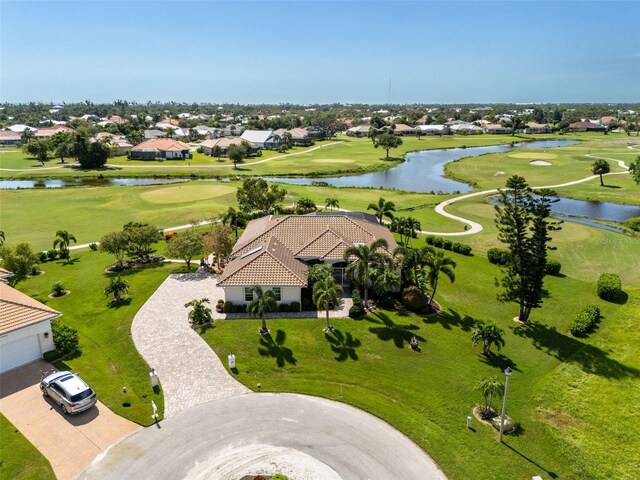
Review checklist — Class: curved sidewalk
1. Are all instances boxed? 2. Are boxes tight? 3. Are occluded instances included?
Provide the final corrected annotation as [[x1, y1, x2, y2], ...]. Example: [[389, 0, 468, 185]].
[[131, 272, 249, 418]]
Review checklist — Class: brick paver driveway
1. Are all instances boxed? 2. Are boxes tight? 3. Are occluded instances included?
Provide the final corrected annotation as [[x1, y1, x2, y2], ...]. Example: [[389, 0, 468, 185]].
[[131, 272, 249, 418], [0, 360, 139, 480]]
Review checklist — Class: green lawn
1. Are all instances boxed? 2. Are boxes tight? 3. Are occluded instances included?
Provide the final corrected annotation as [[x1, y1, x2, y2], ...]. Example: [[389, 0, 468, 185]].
[[0, 413, 55, 480], [202, 228, 640, 480], [16, 250, 177, 425]]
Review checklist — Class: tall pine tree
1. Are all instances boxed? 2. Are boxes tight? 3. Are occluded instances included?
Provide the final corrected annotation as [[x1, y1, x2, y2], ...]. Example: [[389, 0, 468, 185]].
[[495, 176, 558, 322]]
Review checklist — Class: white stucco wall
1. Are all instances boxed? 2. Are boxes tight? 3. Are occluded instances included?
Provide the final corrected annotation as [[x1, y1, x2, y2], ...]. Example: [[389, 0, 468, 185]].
[[222, 286, 302, 307], [0, 320, 55, 372]]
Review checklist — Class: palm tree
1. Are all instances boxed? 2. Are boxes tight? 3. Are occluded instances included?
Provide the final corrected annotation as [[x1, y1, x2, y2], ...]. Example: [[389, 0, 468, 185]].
[[325, 197, 339, 211], [104, 276, 129, 303], [471, 321, 506, 356], [592, 159, 610, 186], [367, 197, 395, 224], [53, 229, 77, 262], [222, 207, 246, 238], [478, 376, 504, 416], [247, 285, 278, 334], [371, 267, 401, 298], [184, 298, 212, 325], [312, 276, 343, 331], [398, 245, 434, 288], [343, 238, 389, 306], [424, 249, 456, 306], [393, 216, 421, 246]]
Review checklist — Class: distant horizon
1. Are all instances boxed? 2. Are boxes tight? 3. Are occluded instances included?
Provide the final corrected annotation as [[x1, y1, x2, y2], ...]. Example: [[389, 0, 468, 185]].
[[1, 1, 639, 103]]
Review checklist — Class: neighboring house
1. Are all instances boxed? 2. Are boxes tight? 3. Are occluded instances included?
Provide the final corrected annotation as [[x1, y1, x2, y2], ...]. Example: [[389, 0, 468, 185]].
[[7, 124, 37, 133], [449, 123, 483, 134], [600, 116, 618, 126], [217, 212, 398, 307], [223, 124, 245, 136], [0, 282, 59, 373], [483, 124, 513, 134], [159, 118, 180, 126], [0, 131, 21, 146], [34, 126, 74, 140], [288, 127, 313, 146], [193, 125, 222, 138], [346, 125, 371, 137], [97, 115, 127, 127], [241, 130, 275, 149], [568, 121, 606, 132], [415, 125, 446, 135], [392, 124, 417, 136], [200, 137, 246, 156], [144, 129, 167, 140], [524, 122, 552, 134], [130, 138, 191, 159], [94, 133, 133, 156]]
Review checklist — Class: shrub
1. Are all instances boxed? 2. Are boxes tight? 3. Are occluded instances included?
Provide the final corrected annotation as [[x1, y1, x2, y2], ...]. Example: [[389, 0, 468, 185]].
[[596, 273, 622, 301], [223, 301, 234, 313], [51, 320, 79, 355], [425, 235, 438, 245], [431, 236, 444, 248], [196, 146, 204, 154], [402, 286, 429, 313], [38, 251, 48, 263], [51, 281, 66, 297], [289, 301, 301, 312], [89, 243, 98, 251], [46, 249, 59, 261], [349, 290, 365, 318], [43, 349, 63, 362], [442, 239, 453, 250], [217, 299, 225, 306], [164, 231, 177, 241], [569, 304, 601, 336], [233, 304, 247, 313], [279, 303, 290, 313], [487, 247, 510, 265], [451, 243, 462, 253], [624, 217, 640, 232], [545, 260, 562, 276], [457, 243, 472, 255]]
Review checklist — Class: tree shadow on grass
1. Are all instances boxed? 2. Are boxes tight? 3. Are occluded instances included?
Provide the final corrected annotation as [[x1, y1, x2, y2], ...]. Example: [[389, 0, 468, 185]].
[[602, 184, 622, 189], [607, 291, 628, 305], [367, 311, 424, 348], [57, 258, 80, 267], [107, 298, 132, 309], [325, 329, 361, 362], [512, 321, 639, 380], [423, 308, 476, 332], [258, 329, 296, 367], [479, 352, 520, 372]]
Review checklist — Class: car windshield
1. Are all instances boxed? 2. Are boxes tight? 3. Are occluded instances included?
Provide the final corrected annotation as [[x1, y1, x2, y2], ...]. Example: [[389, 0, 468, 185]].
[[70, 388, 94, 402]]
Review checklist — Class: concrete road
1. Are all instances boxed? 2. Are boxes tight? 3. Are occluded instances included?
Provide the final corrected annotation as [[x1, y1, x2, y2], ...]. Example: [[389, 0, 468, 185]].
[[0, 360, 140, 480], [81, 393, 447, 480]]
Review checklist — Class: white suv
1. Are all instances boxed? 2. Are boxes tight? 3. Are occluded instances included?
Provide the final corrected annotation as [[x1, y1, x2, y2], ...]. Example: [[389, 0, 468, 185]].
[[40, 370, 97, 414]]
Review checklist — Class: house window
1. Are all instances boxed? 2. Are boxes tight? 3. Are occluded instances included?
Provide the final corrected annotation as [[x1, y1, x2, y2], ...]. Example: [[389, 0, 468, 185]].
[[272, 287, 282, 302], [244, 287, 253, 302]]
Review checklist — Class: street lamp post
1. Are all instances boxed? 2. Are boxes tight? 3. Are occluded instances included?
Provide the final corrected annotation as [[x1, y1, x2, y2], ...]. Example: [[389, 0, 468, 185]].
[[499, 367, 512, 442]]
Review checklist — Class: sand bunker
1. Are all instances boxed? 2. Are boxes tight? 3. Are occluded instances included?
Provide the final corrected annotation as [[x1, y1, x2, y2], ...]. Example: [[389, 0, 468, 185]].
[[494, 171, 507, 176], [529, 160, 552, 166], [509, 152, 557, 159]]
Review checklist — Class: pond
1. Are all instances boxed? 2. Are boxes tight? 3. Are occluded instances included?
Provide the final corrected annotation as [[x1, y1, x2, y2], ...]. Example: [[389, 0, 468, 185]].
[[263, 140, 578, 193], [0, 177, 191, 189]]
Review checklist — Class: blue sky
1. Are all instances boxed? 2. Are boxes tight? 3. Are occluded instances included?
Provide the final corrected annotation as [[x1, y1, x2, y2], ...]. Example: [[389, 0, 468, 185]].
[[1, 1, 639, 103]]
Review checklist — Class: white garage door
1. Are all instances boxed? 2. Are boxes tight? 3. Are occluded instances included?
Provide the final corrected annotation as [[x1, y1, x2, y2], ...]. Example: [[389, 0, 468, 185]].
[[0, 334, 42, 373]]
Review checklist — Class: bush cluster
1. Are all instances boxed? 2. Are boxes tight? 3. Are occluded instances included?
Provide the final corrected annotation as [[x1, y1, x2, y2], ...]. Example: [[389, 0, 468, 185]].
[[623, 217, 640, 232], [89, 243, 98, 251], [425, 236, 472, 255], [569, 304, 601, 336], [349, 290, 365, 319], [402, 286, 429, 313], [596, 273, 622, 301], [487, 247, 510, 265], [545, 260, 562, 276], [51, 320, 79, 355]]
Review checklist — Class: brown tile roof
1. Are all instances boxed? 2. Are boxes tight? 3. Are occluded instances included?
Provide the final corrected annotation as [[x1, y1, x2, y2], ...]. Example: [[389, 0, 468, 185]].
[[393, 123, 416, 132], [132, 138, 190, 152], [217, 237, 307, 287], [200, 138, 243, 150], [160, 118, 180, 126], [526, 122, 549, 128], [232, 214, 397, 261], [35, 126, 74, 138], [288, 127, 310, 139], [0, 283, 60, 334], [0, 131, 21, 140]]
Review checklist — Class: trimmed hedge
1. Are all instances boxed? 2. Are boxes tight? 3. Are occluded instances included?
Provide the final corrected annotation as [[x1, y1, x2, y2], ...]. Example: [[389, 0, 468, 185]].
[[349, 290, 365, 319], [596, 273, 622, 301], [51, 320, 79, 355], [487, 248, 510, 266], [569, 304, 601, 336], [545, 260, 562, 276], [425, 236, 473, 255]]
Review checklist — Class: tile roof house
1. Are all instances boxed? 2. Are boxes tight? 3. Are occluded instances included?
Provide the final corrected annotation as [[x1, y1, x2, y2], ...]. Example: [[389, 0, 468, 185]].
[[483, 124, 513, 134], [568, 121, 606, 132], [34, 126, 74, 139], [392, 124, 417, 136], [200, 137, 246, 156], [346, 125, 372, 137], [93, 133, 133, 156], [240, 130, 275, 149], [144, 129, 167, 140], [524, 122, 552, 134], [217, 213, 398, 308], [0, 282, 59, 373], [0, 131, 22, 146], [130, 138, 191, 160]]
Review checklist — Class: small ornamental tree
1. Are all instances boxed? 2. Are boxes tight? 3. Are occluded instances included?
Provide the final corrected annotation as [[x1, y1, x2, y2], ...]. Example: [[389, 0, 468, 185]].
[[478, 376, 504, 418], [166, 229, 204, 272], [184, 298, 213, 325], [592, 159, 610, 187], [471, 321, 506, 356], [374, 132, 403, 159], [104, 276, 129, 303]]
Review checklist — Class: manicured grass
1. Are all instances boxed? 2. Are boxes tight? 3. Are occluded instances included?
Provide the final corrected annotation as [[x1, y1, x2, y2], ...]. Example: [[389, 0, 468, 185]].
[[202, 229, 640, 479], [0, 413, 55, 480], [16, 250, 177, 425]]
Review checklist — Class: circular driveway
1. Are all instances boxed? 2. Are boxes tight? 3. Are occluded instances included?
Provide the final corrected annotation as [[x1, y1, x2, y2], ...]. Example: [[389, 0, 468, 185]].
[[80, 393, 446, 480]]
